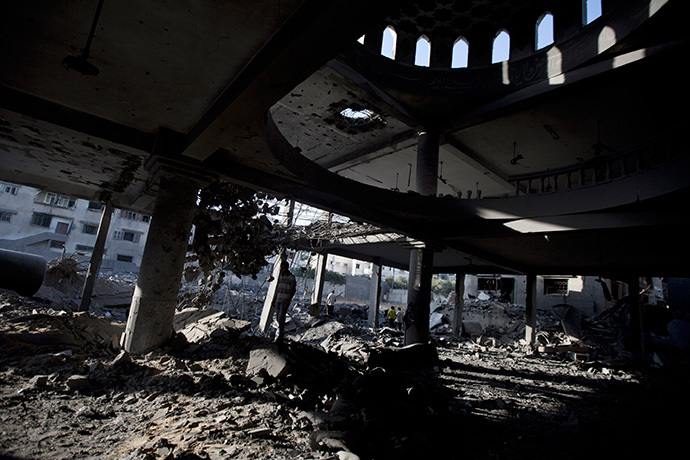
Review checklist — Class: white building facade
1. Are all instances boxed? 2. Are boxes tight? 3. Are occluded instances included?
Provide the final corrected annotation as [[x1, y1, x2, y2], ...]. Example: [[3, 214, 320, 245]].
[[0, 181, 150, 271]]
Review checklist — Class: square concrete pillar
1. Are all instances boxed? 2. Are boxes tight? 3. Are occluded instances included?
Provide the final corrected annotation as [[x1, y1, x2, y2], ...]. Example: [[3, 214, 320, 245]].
[[122, 173, 200, 354]]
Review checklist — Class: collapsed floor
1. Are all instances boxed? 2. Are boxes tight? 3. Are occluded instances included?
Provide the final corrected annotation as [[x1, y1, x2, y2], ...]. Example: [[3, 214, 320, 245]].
[[1, 272, 690, 460]]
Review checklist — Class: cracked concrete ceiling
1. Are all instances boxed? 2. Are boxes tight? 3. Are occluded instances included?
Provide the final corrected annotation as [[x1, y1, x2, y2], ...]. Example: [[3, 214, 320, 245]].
[[1, 0, 689, 275]]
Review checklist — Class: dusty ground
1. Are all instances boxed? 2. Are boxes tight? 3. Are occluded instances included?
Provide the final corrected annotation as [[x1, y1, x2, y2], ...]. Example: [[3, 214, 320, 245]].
[[1, 288, 689, 460]]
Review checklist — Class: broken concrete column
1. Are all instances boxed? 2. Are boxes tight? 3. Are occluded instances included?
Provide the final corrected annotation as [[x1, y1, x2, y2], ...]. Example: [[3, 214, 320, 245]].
[[525, 273, 537, 344], [405, 246, 434, 345], [79, 201, 113, 312], [260, 250, 285, 332], [452, 273, 465, 334], [259, 199, 295, 331], [311, 252, 328, 310], [368, 257, 381, 328], [121, 172, 200, 354]]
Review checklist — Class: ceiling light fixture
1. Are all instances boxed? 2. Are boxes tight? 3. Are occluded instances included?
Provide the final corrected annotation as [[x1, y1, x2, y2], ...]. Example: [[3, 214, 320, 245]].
[[62, 0, 105, 76], [510, 141, 524, 165]]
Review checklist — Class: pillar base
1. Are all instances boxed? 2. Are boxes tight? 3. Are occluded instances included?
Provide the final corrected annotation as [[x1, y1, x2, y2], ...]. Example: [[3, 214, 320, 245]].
[[122, 293, 177, 354]]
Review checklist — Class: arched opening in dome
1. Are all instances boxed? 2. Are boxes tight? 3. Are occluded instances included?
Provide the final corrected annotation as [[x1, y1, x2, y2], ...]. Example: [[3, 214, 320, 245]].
[[492, 30, 510, 63], [536, 12, 554, 50], [451, 37, 469, 68], [583, 0, 602, 25], [414, 35, 431, 67], [381, 26, 397, 60]]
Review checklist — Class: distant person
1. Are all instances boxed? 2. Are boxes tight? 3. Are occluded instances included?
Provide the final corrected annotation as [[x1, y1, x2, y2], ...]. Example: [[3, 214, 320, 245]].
[[395, 307, 404, 331], [326, 290, 336, 315], [387, 307, 396, 328], [271, 260, 296, 343]]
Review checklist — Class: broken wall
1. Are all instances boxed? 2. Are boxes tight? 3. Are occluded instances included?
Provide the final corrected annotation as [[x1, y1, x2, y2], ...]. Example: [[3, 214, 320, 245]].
[[465, 275, 613, 317]]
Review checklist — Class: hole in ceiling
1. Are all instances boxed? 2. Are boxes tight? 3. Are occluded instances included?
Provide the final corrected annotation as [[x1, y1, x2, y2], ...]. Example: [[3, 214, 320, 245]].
[[328, 104, 386, 134]]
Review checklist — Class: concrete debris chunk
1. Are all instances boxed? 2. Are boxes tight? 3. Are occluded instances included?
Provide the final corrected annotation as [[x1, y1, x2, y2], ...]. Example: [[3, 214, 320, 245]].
[[462, 320, 483, 336], [109, 350, 131, 367], [246, 345, 290, 378], [174, 308, 251, 344], [29, 375, 49, 388], [65, 374, 90, 390]]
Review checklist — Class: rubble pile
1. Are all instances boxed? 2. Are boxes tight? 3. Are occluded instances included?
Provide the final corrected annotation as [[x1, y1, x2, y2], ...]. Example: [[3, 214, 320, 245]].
[[1, 285, 689, 459]]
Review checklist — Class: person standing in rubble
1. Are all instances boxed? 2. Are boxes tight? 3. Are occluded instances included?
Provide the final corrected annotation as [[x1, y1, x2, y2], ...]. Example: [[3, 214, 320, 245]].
[[387, 306, 396, 328], [271, 260, 296, 343], [395, 307, 404, 331], [326, 290, 336, 315]]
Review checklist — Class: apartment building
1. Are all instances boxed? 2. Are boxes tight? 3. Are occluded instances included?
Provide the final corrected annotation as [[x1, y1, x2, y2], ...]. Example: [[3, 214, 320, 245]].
[[0, 181, 149, 271]]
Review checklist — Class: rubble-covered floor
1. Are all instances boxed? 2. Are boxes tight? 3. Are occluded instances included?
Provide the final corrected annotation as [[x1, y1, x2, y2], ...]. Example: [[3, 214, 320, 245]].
[[1, 288, 689, 460]]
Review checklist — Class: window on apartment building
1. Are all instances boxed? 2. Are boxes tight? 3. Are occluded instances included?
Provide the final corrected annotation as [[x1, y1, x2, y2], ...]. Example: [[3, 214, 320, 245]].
[[2, 184, 18, 195], [113, 230, 141, 243], [87, 201, 104, 211], [82, 224, 98, 235], [117, 254, 133, 263], [0, 212, 12, 222], [141, 215, 150, 223], [75, 244, 94, 252], [544, 278, 569, 295], [120, 210, 137, 220], [56, 195, 76, 208], [55, 222, 70, 234], [43, 192, 57, 205], [42, 193, 75, 208], [30, 212, 52, 227]]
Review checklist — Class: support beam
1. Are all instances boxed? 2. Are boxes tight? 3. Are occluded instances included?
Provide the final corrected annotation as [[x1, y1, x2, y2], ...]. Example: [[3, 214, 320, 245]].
[[405, 246, 434, 345], [416, 130, 440, 197], [260, 250, 286, 332], [452, 273, 466, 335], [368, 257, 382, 328], [525, 273, 537, 345], [405, 129, 439, 345], [259, 200, 295, 332], [122, 172, 200, 354], [78, 201, 113, 312]]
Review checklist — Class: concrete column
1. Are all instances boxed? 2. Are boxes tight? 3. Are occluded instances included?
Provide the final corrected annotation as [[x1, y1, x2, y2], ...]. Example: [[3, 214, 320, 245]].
[[416, 130, 440, 197], [525, 273, 537, 344], [404, 129, 439, 345], [79, 201, 113, 312], [260, 250, 286, 331], [310, 252, 328, 312], [122, 173, 200, 354], [368, 257, 382, 328], [259, 200, 295, 332], [405, 247, 434, 345], [451, 273, 465, 335]]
